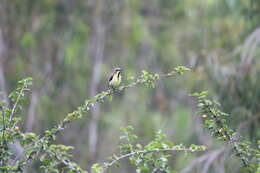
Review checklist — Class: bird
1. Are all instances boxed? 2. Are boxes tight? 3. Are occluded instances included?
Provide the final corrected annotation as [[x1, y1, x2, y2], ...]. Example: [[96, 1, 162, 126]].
[[108, 67, 123, 88]]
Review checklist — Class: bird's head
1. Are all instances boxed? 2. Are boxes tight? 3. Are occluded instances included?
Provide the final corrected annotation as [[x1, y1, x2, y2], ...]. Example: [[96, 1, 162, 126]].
[[114, 67, 123, 72]]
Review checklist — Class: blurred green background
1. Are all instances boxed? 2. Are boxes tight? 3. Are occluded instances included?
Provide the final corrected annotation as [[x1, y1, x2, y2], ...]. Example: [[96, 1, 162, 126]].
[[0, 0, 259, 172]]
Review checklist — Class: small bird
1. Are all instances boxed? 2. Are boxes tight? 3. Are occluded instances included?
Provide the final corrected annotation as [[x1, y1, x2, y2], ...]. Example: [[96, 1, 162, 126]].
[[108, 67, 123, 88]]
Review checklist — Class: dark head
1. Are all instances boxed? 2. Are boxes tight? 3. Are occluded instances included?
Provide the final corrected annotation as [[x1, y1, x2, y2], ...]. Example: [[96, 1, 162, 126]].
[[114, 67, 123, 72]]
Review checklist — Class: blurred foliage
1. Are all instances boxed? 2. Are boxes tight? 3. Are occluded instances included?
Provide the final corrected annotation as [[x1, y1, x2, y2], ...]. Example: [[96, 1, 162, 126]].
[[0, 0, 259, 172]]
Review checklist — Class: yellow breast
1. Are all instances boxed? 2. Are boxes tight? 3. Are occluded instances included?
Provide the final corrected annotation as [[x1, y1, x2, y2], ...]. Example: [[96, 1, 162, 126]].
[[110, 71, 121, 86]]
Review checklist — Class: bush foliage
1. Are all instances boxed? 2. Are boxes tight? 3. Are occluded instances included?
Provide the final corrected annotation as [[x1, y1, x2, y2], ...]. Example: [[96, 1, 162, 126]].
[[0, 66, 259, 172]]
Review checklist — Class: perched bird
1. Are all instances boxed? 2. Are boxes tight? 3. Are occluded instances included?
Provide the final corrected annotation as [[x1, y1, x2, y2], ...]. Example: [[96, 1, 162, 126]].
[[108, 67, 123, 88]]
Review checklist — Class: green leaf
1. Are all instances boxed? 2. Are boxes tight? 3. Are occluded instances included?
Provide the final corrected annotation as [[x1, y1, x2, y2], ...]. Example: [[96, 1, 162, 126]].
[[91, 163, 102, 173]]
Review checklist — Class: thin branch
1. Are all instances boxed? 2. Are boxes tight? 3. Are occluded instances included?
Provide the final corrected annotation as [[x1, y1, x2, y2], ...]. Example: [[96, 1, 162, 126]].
[[8, 85, 25, 123], [102, 147, 205, 173], [193, 92, 259, 171]]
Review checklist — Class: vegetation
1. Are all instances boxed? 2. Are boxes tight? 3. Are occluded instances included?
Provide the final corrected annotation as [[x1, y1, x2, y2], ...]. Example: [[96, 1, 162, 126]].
[[0, 0, 259, 172], [191, 92, 259, 172], [0, 67, 205, 173], [1, 67, 259, 172]]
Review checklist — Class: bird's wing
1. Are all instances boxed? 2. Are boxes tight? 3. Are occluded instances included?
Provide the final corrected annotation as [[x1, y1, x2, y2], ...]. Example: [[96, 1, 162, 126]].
[[108, 72, 114, 82]]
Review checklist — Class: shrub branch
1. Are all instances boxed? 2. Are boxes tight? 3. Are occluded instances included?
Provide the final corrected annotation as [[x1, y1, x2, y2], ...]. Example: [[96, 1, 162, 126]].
[[102, 146, 205, 173], [191, 91, 259, 172], [13, 66, 190, 172]]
